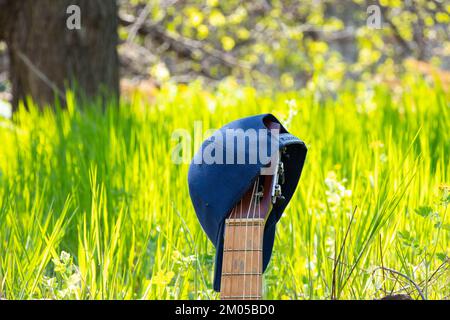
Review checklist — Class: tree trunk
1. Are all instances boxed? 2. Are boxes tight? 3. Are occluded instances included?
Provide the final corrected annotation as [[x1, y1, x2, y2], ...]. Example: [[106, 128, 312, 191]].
[[0, 0, 119, 111]]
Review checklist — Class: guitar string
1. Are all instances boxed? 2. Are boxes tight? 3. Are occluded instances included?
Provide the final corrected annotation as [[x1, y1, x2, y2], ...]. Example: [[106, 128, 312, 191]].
[[259, 192, 262, 299], [228, 198, 241, 299], [224, 205, 236, 299], [249, 177, 258, 299], [243, 178, 258, 299], [242, 180, 254, 299]]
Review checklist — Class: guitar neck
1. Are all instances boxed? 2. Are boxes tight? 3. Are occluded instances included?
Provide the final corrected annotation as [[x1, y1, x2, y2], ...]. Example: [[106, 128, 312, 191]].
[[220, 218, 264, 300]]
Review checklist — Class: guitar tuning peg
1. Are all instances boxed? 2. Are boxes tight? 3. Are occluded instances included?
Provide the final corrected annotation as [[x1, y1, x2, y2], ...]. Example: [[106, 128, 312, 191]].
[[278, 162, 285, 185], [274, 195, 286, 207]]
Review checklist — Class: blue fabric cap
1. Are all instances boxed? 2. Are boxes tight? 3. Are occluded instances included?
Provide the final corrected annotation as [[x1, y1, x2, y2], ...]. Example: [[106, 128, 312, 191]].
[[188, 114, 307, 292]]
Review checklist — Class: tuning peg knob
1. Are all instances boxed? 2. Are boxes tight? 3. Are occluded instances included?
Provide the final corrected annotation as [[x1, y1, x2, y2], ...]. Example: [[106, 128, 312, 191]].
[[274, 195, 286, 207]]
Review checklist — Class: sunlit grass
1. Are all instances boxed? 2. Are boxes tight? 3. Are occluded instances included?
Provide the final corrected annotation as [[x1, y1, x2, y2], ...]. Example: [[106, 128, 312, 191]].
[[0, 77, 449, 299]]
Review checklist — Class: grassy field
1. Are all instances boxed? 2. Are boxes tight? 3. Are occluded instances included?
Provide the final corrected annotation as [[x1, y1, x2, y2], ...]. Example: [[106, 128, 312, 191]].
[[0, 77, 449, 300]]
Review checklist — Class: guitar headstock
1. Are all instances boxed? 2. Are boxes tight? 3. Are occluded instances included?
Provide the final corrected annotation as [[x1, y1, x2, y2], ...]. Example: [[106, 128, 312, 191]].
[[228, 120, 285, 222]]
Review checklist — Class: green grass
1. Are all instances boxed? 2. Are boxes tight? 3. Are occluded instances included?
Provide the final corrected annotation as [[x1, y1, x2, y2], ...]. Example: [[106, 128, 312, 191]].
[[0, 77, 449, 300]]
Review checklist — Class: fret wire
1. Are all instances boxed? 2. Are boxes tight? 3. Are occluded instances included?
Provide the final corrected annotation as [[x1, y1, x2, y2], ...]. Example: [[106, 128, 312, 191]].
[[226, 219, 264, 226], [221, 295, 262, 299], [222, 272, 262, 276], [223, 248, 262, 252]]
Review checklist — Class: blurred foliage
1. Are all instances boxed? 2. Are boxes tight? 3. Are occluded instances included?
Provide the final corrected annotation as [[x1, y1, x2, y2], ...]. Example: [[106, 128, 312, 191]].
[[118, 0, 450, 93]]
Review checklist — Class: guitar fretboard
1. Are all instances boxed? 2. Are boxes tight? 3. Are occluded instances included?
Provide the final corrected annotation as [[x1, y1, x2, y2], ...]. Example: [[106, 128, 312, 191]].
[[220, 218, 264, 300]]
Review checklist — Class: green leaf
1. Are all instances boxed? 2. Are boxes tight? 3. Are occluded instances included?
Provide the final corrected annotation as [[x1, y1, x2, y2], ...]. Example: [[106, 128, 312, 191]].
[[414, 206, 433, 218], [436, 253, 448, 262]]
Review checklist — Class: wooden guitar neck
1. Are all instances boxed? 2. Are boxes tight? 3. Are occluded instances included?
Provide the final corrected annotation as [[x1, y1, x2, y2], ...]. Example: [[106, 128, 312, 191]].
[[220, 120, 282, 300], [220, 218, 264, 300]]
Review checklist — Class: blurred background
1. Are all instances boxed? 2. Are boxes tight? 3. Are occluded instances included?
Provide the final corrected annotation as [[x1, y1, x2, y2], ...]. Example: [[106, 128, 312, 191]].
[[117, 0, 450, 89], [0, 0, 449, 114]]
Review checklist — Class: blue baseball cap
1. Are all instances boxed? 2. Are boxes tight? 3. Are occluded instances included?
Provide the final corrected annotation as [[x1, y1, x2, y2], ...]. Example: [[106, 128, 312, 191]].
[[188, 114, 307, 291]]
